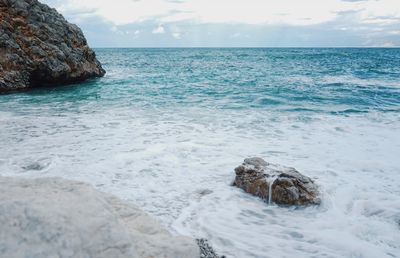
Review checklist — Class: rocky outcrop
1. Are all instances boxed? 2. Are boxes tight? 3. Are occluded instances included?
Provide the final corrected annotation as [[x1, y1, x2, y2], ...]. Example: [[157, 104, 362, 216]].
[[0, 176, 199, 258], [233, 157, 320, 205], [0, 0, 105, 93]]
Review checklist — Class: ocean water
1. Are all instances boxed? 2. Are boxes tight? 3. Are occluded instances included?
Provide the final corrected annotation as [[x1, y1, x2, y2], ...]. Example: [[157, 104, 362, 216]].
[[1, 48, 400, 258]]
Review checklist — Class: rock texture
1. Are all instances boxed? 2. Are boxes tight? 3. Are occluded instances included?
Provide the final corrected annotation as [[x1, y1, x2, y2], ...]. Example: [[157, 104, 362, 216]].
[[197, 239, 225, 258], [0, 176, 199, 258], [0, 0, 105, 93], [233, 157, 320, 205]]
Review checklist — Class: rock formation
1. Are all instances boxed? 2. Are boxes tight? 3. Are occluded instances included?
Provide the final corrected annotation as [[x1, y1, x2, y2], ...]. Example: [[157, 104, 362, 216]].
[[0, 176, 199, 258], [233, 157, 320, 205], [0, 0, 105, 93]]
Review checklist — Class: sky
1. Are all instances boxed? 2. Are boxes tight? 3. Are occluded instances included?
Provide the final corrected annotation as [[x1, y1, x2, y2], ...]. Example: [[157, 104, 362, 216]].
[[42, 0, 400, 47]]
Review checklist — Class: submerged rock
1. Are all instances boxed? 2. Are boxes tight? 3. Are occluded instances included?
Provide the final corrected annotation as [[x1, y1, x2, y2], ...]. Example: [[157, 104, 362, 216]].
[[0, 176, 199, 258], [233, 157, 320, 205], [0, 0, 105, 93]]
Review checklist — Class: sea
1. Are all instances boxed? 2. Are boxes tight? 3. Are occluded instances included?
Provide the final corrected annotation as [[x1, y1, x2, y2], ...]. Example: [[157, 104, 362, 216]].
[[0, 48, 399, 258]]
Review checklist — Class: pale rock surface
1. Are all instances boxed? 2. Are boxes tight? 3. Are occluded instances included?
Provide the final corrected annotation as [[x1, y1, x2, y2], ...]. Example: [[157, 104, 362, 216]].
[[0, 176, 199, 258]]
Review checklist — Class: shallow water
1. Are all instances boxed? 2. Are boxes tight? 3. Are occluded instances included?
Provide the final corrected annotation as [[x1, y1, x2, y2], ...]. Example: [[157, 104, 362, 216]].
[[1, 48, 400, 258]]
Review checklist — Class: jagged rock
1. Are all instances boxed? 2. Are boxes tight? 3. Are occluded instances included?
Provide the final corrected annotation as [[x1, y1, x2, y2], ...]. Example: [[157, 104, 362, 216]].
[[0, 176, 199, 258], [196, 239, 225, 258], [0, 0, 105, 93], [233, 157, 320, 205]]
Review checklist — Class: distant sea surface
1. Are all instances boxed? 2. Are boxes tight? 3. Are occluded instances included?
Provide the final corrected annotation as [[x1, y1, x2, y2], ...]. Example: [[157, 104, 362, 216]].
[[1, 48, 399, 258]]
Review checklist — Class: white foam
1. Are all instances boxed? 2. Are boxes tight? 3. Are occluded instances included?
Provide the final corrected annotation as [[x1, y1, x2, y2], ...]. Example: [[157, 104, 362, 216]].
[[321, 75, 400, 89], [0, 106, 399, 258]]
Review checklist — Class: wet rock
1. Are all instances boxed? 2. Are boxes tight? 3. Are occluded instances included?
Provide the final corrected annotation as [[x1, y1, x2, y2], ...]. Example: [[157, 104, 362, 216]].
[[0, 176, 199, 258], [196, 239, 225, 258], [233, 157, 320, 205], [0, 0, 105, 93]]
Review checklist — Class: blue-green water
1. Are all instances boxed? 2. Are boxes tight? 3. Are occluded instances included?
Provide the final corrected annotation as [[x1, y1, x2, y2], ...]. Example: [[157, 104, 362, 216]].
[[0, 49, 399, 258], [2, 48, 399, 112], [98, 48, 400, 112]]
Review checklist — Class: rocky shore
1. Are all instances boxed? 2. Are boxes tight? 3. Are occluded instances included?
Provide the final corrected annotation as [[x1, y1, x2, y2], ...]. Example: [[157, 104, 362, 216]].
[[0, 0, 105, 93]]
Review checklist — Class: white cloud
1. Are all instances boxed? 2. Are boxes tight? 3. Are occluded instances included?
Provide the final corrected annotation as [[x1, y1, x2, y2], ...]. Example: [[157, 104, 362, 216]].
[[152, 25, 165, 34], [41, 0, 400, 47], [381, 42, 396, 47], [54, 0, 400, 26], [172, 32, 181, 39]]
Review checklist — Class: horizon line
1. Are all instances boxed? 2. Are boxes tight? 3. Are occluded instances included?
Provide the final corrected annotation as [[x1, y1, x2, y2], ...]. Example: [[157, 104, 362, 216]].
[[92, 46, 400, 49]]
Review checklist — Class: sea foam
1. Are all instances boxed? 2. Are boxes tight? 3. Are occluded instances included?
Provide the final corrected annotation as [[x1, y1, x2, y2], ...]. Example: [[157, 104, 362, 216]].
[[0, 48, 399, 258]]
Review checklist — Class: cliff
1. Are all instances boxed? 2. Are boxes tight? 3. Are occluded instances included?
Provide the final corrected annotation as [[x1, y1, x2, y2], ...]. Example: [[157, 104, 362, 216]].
[[0, 0, 105, 93]]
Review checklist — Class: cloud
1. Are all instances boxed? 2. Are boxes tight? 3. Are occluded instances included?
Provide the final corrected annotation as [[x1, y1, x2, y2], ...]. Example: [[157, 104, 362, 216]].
[[40, 0, 400, 47], [171, 32, 181, 39], [152, 25, 165, 34], [172, 32, 181, 39], [47, 0, 400, 27], [380, 42, 396, 47], [341, 0, 368, 2]]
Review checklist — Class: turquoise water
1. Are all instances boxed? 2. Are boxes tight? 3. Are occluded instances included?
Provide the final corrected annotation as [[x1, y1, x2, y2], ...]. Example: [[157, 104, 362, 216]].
[[2, 48, 399, 112], [1, 48, 400, 258]]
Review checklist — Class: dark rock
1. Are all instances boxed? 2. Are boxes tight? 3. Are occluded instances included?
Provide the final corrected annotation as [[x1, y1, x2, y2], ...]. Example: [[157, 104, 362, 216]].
[[196, 239, 225, 258], [0, 0, 105, 93], [233, 157, 320, 205]]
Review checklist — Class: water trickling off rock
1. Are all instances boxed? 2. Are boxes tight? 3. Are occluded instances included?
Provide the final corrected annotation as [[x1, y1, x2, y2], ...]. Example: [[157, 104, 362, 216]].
[[233, 157, 320, 205]]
